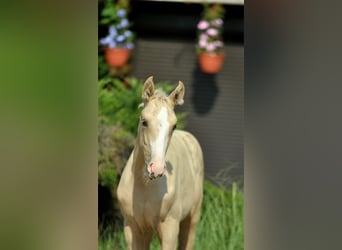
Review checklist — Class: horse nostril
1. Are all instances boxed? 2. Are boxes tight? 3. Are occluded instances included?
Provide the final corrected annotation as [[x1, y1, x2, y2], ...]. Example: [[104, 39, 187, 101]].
[[149, 172, 155, 180]]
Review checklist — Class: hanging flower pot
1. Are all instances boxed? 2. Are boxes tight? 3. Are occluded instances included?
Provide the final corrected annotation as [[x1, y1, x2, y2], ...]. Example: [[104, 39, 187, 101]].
[[105, 47, 132, 67], [198, 52, 225, 74], [99, 2, 135, 68], [196, 4, 226, 74]]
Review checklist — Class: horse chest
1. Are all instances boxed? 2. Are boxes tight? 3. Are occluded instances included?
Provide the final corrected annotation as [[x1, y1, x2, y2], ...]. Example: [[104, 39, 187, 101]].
[[129, 180, 175, 228]]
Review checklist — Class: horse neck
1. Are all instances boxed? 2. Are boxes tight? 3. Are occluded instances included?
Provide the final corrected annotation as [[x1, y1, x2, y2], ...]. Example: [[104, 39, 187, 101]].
[[131, 129, 147, 183]]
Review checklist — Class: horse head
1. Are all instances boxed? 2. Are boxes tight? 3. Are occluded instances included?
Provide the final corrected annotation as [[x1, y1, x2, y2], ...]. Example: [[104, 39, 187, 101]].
[[138, 76, 185, 179]]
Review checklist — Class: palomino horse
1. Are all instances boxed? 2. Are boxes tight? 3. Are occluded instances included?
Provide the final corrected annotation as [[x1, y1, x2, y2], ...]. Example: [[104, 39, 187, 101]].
[[117, 76, 204, 250]]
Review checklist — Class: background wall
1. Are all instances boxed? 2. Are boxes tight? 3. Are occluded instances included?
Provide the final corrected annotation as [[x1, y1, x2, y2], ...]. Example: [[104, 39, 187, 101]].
[[131, 1, 244, 185]]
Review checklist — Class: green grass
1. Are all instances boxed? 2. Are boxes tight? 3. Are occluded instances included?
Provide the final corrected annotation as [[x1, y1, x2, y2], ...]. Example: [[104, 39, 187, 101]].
[[195, 181, 244, 250], [98, 181, 244, 250]]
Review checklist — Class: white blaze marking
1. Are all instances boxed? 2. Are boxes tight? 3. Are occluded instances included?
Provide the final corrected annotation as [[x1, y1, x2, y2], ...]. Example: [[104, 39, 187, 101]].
[[150, 107, 169, 161]]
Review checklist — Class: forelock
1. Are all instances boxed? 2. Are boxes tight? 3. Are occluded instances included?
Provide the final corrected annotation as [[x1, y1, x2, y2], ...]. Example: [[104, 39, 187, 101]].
[[139, 88, 171, 108]]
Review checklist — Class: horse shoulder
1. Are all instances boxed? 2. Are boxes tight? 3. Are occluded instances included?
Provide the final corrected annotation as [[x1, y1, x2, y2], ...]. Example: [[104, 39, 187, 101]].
[[170, 130, 204, 175], [117, 151, 134, 217], [165, 130, 204, 219]]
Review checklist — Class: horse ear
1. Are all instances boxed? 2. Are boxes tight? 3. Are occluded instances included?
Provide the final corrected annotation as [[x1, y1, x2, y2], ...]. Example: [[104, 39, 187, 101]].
[[169, 81, 185, 106], [142, 76, 155, 103]]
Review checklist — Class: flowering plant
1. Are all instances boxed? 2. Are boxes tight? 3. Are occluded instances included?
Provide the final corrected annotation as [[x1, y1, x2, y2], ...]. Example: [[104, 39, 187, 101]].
[[99, 0, 135, 50], [196, 4, 225, 55]]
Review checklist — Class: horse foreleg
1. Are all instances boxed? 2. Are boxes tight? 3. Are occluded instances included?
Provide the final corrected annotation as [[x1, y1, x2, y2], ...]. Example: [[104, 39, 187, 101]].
[[178, 215, 198, 250], [124, 221, 152, 250], [123, 223, 133, 250], [158, 217, 180, 250], [178, 199, 202, 250]]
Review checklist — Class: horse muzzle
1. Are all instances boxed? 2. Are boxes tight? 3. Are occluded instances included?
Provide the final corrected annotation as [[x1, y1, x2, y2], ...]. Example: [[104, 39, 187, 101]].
[[147, 161, 166, 179]]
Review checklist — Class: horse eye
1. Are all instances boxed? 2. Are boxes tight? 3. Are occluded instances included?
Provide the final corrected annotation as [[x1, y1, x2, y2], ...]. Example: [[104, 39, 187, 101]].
[[142, 120, 148, 127]]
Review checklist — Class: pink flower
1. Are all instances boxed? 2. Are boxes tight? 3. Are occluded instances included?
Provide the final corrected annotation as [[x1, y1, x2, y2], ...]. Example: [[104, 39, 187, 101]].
[[206, 43, 216, 52], [197, 20, 209, 30], [198, 34, 208, 47], [200, 33, 208, 41], [212, 18, 223, 27], [199, 39, 207, 48], [207, 28, 218, 36]]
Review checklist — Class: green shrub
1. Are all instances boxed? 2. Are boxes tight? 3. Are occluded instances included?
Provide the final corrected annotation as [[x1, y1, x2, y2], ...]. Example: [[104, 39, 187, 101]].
[[98, 120, 135, 235], [98, 118, 135, 172], [98, 119, 135, 189], [98, 167, 117, 189], [98, 77, 143, 135], [98, 54, 109, 79]]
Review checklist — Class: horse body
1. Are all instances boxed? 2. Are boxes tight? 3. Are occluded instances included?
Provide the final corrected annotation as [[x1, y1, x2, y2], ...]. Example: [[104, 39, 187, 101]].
[[117, 77, 204, 250]]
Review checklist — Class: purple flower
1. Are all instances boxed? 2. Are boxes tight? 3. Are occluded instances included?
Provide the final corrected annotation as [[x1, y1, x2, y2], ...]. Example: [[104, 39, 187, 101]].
[[116, 35, 125, 43], [197, 20, 209, 30], [212, 18, 223, 27], [109, 26, 117, 36], [207, 28, 218, 36], [124, 30, 132, 38], [99, 36, 111, 45], [118, 19, 129, 29], [99, 11, 135, 49], [117, 9, 127, 18], [108, 40, 117, 48]]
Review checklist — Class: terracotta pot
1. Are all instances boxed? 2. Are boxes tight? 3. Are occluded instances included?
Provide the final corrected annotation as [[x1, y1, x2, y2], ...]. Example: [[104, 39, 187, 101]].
[[198, 53, 225, 74], [105, 48, 132, 67]]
